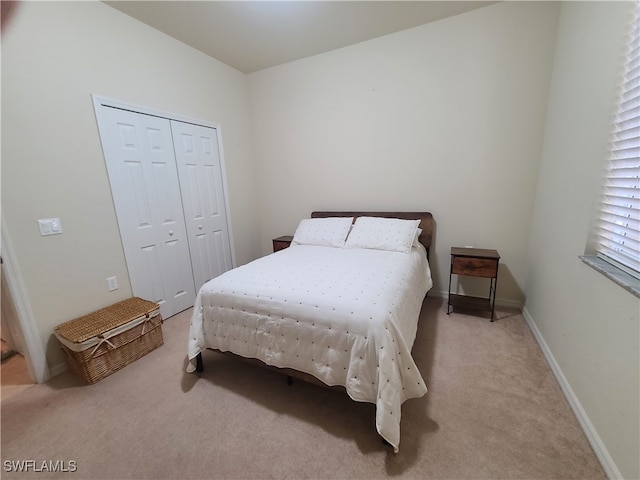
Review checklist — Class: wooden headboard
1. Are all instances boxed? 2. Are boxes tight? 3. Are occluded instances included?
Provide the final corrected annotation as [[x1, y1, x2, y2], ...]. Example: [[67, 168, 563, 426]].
[[311, 211, 435, 258]]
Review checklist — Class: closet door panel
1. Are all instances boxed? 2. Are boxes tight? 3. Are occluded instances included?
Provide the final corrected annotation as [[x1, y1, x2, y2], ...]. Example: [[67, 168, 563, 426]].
[[171, 121, 233, 291], [99, 107, 196, 318]]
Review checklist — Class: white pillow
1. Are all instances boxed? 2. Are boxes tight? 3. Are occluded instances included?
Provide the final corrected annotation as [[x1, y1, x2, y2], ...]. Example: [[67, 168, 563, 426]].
[[345, 217, 420, 253], [291, 217, 354, 248], [413, 227, 423, 247]]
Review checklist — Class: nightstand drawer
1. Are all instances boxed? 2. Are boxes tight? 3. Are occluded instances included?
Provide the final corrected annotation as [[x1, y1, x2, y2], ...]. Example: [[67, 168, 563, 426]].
[[452, 257, 498, 278]]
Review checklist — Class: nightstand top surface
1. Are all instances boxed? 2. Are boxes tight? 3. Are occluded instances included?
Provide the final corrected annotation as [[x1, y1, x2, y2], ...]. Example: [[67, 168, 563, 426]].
[[451, 247, 500, 259], [273, 235, 294, 242]]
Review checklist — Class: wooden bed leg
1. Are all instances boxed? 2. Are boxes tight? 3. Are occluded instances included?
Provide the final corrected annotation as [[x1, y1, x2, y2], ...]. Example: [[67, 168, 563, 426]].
[[287, 375, 293, 386], [195, 352, 203, 372]]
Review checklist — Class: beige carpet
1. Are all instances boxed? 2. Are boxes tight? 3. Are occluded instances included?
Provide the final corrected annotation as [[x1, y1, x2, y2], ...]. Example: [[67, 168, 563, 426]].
[[1, 297, 605, 479]]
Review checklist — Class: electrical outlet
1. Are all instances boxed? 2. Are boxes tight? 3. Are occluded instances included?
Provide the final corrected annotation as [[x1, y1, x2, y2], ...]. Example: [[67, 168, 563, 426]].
[[106, 276, 118, 291]]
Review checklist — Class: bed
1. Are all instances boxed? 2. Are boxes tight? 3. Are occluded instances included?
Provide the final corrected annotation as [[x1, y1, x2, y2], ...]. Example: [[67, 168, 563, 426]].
[[187, 211, 434, 452]]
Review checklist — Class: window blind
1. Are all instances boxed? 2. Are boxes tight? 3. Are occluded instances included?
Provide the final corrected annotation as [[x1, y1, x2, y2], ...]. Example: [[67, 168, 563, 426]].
[[596, 2, 640, 279]]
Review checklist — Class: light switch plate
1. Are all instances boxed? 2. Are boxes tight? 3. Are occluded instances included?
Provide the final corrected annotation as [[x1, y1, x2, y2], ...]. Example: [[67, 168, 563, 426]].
[[37, 218, 63, 236]]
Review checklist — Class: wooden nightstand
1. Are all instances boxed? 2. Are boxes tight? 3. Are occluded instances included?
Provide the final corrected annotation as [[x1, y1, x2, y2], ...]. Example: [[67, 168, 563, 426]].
[[447, 247, 500, 321], [272, 235, 293, 252]]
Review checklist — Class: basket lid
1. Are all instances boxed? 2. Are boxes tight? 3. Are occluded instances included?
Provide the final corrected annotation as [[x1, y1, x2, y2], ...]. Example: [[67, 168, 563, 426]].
[[54, 297, 160, 343]]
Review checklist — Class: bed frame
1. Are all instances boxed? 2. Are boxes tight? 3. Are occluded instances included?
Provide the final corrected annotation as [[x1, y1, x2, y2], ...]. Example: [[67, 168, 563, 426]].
[[194, 211, 435, 382]]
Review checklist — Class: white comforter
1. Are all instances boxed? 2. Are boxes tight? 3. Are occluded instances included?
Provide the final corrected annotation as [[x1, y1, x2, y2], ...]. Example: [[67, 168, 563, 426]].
[[188, 243, 432, 452]]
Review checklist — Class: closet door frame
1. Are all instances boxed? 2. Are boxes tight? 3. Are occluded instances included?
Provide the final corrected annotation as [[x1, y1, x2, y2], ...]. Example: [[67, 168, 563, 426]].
[[92, 94, 237, 290]]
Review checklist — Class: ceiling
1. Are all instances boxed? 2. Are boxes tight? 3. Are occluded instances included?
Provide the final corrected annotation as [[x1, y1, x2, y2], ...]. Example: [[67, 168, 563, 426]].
[[104, 1, 497, 74]]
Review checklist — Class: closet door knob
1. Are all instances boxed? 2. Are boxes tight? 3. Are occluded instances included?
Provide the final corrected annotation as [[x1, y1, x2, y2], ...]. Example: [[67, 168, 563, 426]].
[[169, 230, 174, 236], [198, 225, 203, 230]]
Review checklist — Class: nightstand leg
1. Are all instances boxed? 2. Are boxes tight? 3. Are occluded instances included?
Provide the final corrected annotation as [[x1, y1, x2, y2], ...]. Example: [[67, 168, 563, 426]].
[[489, 276, 498, 322], [195, 352, 203, 372], [447, 259, 453, 315]]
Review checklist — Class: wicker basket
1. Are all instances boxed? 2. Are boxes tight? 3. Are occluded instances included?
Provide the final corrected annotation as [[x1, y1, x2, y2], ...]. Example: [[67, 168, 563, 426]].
[[54, 297, 163, 384]]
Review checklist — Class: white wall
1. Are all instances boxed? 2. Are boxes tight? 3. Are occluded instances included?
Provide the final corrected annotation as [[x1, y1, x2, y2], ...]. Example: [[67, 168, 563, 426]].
[[525, 2, 639, 479], [1, 1, 260, 369], [248, 2, 559, 305]]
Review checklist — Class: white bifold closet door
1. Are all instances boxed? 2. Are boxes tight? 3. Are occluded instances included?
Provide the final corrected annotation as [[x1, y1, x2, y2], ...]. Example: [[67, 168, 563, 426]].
[[98, 105, 233, 319], [171, 121, 233, 291]]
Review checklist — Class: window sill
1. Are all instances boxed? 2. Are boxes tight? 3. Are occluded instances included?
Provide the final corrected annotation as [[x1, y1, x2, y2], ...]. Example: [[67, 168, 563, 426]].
[[579, 255, 640, 298]]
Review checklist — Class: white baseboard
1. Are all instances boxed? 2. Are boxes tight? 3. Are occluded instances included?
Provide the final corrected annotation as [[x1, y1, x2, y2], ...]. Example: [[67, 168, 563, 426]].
[[431, 289, 523, 310], [522, 306, 622, 480], [49, 362, 68, 379]]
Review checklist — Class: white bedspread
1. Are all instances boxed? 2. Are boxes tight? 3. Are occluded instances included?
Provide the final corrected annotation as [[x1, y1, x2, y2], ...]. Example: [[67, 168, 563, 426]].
[[188, 244, 432, 452]]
